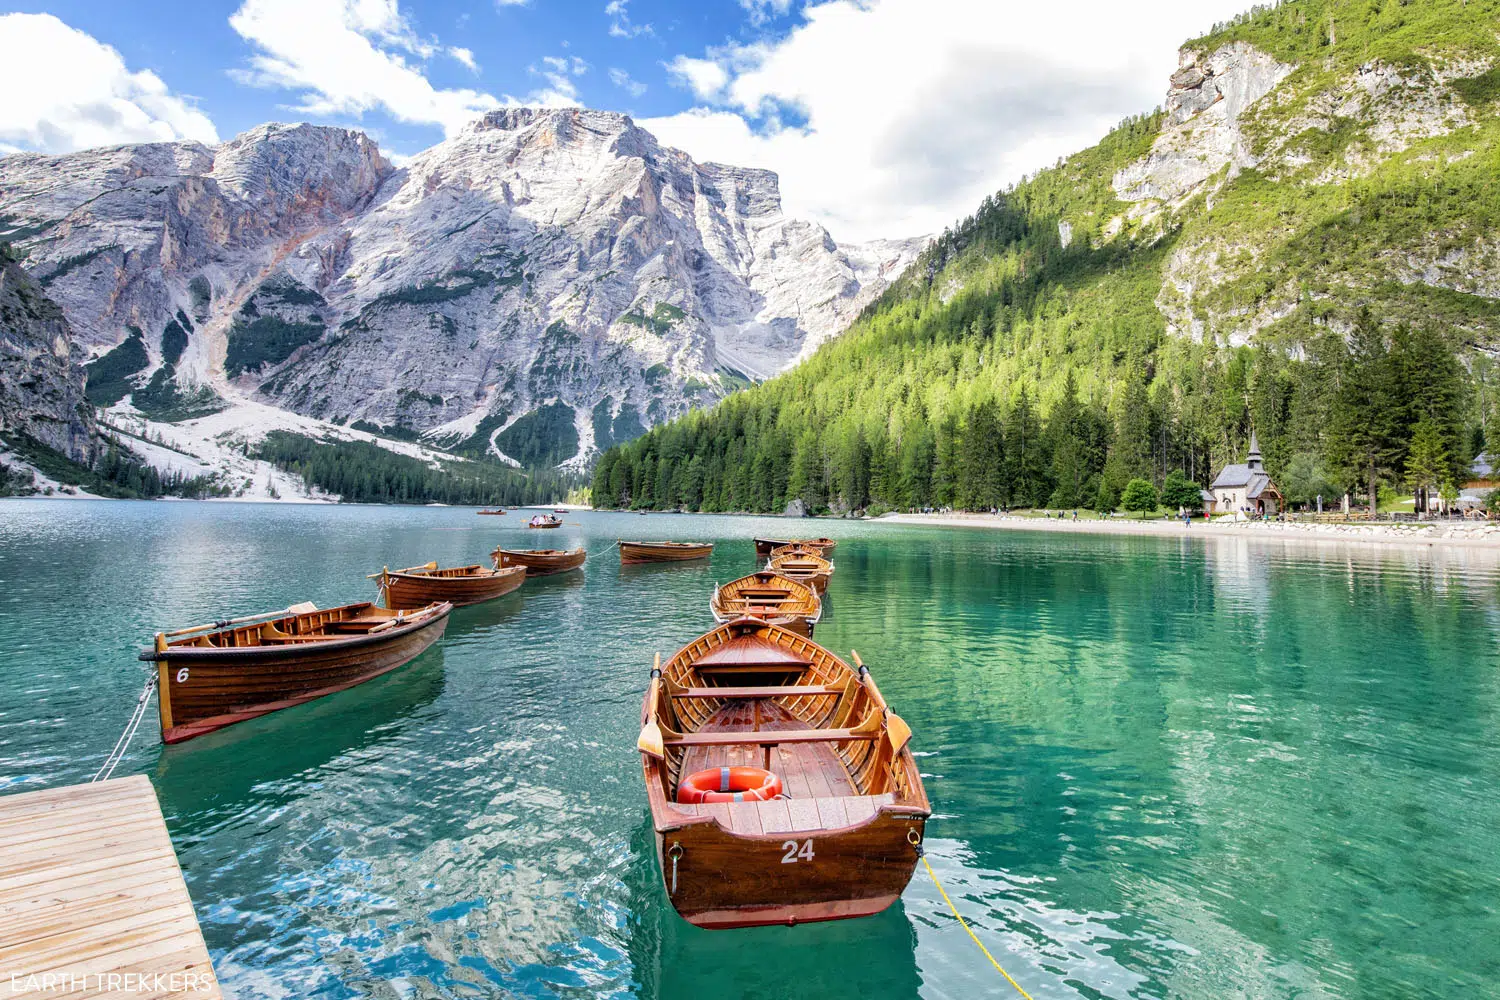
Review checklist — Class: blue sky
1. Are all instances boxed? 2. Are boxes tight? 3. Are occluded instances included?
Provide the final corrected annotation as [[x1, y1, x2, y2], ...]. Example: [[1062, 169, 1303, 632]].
[[0, 0, 1253, 240]]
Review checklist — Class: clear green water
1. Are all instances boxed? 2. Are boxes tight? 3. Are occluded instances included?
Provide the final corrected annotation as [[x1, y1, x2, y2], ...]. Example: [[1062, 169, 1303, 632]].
[[2, 501, 1499, 999]]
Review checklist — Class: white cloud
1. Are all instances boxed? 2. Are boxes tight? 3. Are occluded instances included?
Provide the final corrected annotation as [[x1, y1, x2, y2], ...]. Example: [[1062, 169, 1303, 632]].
[[449, 46, 478, 72], [530, 54, 589, 105], [645, 0, 1253, 242], [605, 0, 652, 38], [609, 67, 647, 98], [0, 13, 219, 154], [495, 0, 530, 6], [229, 0, 575, 136], [740, 0, 793, 27]]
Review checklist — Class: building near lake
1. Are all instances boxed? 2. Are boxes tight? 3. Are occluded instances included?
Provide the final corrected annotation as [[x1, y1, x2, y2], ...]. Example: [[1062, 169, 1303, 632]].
[[1208, 432, 1282, 516]]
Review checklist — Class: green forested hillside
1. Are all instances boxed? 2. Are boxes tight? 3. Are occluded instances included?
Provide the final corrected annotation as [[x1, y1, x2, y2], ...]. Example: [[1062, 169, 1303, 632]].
[[593, 0, 1500, 514]]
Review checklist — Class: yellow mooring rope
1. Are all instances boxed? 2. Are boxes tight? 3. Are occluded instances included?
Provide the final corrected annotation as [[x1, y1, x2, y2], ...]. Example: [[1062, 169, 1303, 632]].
[[920, 852, 1037, 1000]]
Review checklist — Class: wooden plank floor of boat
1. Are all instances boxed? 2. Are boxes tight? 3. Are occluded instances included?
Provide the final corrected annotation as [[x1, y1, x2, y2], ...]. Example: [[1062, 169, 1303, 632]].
[[676, 701, 893, 835], [0, 774, 222, 998]]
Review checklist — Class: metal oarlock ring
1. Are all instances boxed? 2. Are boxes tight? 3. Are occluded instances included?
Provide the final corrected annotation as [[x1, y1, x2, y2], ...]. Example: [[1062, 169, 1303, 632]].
[[907, 827, 924, 857], [651, 667, 662, 678]]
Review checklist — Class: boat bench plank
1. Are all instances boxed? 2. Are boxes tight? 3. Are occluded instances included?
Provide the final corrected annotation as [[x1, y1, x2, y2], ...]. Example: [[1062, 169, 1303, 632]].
[[665, 728, 875, 748], [673, 685, 841, 699], [674, 794, 896, 835]]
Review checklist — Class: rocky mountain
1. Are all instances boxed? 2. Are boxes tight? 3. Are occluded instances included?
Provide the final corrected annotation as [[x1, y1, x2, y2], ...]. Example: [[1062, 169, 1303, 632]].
[[0, 244, 97, 464], [593, 0, 1500, 515], [0, 110, 924, 470]]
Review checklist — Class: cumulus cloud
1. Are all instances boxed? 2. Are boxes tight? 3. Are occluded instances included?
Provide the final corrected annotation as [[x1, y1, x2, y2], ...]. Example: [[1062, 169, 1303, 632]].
[[229, 0, 582, 136], [609, 67, 647, 98], [0, 13, 219, 154], [645, 0, 1251, 242], [739, 0, 793, 27]]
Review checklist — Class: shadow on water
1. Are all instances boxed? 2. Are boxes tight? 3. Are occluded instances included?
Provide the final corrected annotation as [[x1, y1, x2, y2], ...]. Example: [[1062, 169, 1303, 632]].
[[153, 648, 446, 835], [622, 814, 924, 1000]]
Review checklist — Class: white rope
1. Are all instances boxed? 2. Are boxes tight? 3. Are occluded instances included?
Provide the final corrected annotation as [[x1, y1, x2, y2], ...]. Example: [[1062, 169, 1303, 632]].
[[92, 673, 158, 783]]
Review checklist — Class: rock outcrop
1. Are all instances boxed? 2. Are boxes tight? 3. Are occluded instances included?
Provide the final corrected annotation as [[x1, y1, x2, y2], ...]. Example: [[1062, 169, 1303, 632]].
[[0, 110, 924, 466], [1113, 43, 1294, 206], [0, 246, 97, 462]]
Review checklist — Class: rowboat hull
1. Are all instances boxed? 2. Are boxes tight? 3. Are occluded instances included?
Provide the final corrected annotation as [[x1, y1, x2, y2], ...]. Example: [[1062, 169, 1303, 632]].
[[619, 541, 714, 565], [650, 794, 926, 928], [754, 537, 837, 559], [639, 619, 930, 928], [494, 547, 587, 576], [382, 566, 525, 609], [146, 608, 450, 744]]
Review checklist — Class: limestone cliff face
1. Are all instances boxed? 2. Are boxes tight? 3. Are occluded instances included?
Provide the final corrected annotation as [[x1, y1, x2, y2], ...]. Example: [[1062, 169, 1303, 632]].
[[0, 110, 923, 465], [0, 249, 96, 462], [1101, 37, 1500, 349]]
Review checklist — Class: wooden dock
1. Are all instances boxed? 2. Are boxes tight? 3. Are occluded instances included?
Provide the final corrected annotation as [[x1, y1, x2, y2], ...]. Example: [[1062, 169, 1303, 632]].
[[0, 775, 221, 998]]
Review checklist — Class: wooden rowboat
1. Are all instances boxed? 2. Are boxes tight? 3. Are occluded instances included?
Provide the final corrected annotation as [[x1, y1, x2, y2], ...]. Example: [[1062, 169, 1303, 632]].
[[140, 600, 451, 744], [767, 547, 834, 594], [753, 536, 837, 559], [528, 514, 564, 528], [638, 618, 930, 928], [493, 547, 587, 576], [710, 571, 821, 637], [619, 540, 714, 565], [477, 508, 506, 515], [373, 561, 526, 609]]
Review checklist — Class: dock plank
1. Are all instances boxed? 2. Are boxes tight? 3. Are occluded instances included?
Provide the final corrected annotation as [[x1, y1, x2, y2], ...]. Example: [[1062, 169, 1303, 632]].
[[0, 776, 221, 999]]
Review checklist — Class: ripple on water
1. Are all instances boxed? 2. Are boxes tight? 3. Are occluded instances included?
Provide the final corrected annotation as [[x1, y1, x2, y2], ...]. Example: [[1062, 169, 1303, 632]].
[[2, 502, 1500, 998]]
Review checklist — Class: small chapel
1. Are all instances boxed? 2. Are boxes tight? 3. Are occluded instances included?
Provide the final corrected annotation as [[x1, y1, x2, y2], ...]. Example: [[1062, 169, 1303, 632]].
[[1208, 432, 1283, 516]]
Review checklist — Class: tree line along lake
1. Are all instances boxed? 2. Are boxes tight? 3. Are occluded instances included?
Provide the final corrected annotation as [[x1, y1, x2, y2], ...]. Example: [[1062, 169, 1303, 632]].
[[1, 499, 1496, 999]]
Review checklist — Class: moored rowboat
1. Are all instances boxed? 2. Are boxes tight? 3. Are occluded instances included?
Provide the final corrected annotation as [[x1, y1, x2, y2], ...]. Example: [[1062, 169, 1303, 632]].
[[767, 547, 834, 594], [374, 561, 526, 609], [753, 536, 837, 559], [141, 600, 451, 744], [493, 547, 587, 576], [710, 570, 821, 637], [619, 540, 714, 565], [638, 618, 930, 928]]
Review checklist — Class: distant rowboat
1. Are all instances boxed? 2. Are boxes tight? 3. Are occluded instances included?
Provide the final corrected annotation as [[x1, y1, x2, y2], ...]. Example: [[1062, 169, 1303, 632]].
[[710, 570, 821, 636], [493, 547, 587, 576], [619, 540, 714, 565], [638, 618, 930, 928], [528, 515, 564, 529], [477, 508, 506, 516], [753, 536, 837, 559], [373, 561, 526, 609], [140, 600, 451, 744], [767, 546, 834, 594]]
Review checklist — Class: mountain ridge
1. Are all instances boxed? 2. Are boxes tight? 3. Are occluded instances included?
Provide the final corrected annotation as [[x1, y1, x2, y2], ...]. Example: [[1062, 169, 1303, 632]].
[[0, 108, 924, 481]]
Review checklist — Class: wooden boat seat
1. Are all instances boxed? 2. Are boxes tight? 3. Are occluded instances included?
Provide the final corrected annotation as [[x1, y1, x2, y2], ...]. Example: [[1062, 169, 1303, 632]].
[[672, 685, 842, 699], [326, 615, 391, 634], [259, 636, 333, 644], [664, 727, 877, 748]]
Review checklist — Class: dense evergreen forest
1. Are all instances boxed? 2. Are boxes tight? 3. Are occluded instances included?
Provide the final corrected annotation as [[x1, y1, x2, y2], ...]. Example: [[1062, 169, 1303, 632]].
[[592, 0, 1499, 515], [256, 431, 581, 505], [0, 432, 224, 499]]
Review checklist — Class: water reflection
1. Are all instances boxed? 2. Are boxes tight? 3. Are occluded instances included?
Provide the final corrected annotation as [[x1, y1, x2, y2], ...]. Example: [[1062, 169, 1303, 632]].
[[4, 502, 1500, 998]]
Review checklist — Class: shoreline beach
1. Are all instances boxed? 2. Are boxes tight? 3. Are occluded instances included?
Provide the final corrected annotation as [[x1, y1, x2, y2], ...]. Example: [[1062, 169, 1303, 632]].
[[876, 511, 1500, 550]]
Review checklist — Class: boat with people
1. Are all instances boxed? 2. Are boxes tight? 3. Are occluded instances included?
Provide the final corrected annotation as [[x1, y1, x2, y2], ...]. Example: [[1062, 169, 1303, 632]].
[[753, 537, 838, 560], [528, 514, 564, 529], [637, 617, 930, 928], [710, 571, 822, 636], [477, 508, 506, 516], [619, 541, 715, 565], [141, 600, 451, 744], [766, 545, 834, 594], [492, 547, 587, 576], [373, 561, 526, 609]]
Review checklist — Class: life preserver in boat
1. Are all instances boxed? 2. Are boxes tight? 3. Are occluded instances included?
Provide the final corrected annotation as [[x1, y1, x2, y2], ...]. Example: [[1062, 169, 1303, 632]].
[[677, 766, 784, 804]]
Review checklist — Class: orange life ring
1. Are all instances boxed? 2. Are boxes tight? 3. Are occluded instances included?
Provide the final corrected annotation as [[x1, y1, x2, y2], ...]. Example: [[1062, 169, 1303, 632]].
[[676, 766, 784, 804]]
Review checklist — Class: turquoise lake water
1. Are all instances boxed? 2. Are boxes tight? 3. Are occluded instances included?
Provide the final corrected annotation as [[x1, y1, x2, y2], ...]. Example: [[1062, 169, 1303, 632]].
[[1, 500, 1498, 998]]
